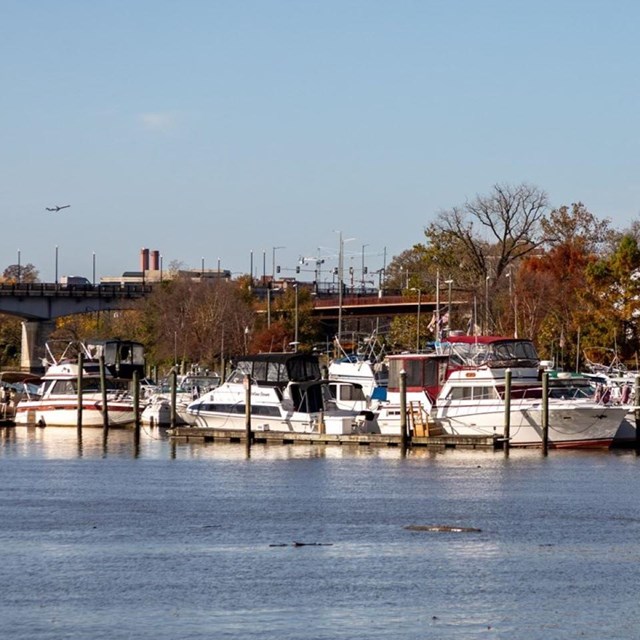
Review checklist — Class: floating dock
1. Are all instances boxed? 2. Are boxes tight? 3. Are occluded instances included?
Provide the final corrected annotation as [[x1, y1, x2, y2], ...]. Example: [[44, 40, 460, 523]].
[[168, 427, 499, 449]]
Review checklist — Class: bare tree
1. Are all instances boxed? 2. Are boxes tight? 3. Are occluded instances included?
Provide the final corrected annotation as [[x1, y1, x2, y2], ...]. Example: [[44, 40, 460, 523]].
[[427, 182, 549, 282], [3, 263, 40, 283]]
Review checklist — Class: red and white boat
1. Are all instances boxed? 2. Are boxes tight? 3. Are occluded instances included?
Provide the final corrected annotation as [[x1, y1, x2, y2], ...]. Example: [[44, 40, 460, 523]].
[[376, 334, 629, 448], [14, 342, 140, 428]]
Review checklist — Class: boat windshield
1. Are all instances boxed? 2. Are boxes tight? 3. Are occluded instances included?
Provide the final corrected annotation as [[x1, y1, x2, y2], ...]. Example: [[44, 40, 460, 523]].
[[445, 339, 539, 367]]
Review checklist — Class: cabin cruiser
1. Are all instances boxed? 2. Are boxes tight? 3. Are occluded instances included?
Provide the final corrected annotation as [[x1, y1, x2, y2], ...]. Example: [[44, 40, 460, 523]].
[[14, 340, 143, 428], [375, 335, 629, 448], [185, 352, 378, 434]]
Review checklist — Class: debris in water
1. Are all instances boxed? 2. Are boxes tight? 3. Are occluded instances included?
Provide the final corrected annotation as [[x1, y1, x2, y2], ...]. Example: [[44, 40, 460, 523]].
[[404, 524, 482, 533]]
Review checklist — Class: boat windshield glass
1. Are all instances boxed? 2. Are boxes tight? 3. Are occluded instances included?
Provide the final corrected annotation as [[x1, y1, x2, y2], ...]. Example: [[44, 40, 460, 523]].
[[446, 339, 539, 366]]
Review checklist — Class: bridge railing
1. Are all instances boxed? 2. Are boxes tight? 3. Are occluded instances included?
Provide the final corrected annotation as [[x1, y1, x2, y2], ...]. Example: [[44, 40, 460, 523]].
[[0, 283, 153, 297]]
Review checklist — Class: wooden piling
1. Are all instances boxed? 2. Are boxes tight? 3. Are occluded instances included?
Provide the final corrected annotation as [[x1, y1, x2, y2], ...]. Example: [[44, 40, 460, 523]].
[[170, 369, 177, 429], [541, 371, 549, 456], [99, 354, 109, 441], [635, 375, 640, 452], [503, 368, 511, 456], [76, 352, 84, 434], [133, 370, 141, 448], [400, 370, 408, 453], [244, 374, 252, 455]]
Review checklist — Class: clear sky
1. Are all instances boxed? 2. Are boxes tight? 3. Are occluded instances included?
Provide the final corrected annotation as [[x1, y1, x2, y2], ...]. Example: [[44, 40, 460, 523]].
[[2, 0, 640, 283]]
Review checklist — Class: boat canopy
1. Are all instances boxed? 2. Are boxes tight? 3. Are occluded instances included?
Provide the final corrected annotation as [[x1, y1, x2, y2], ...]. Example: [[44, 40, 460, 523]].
[[229, 353, 322, 385], [441, 337, 539, 368]]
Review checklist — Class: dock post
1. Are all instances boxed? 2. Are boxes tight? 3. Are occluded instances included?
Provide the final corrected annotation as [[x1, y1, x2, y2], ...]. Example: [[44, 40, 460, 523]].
[[541, 371, 549, 456], [170, 369, 177, 429], [635, 375, 640, 452], [400, 369, 408, 453], [99, 354, 109, 442], [244, 374, 252, 455], [133, 370, 141, 451], [319, 409, 325, 434], [76, 352, 84, 435], [503, 368, 511, 455]]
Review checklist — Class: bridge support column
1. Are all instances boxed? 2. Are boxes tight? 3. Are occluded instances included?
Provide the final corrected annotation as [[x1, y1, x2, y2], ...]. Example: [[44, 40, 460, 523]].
[[21, 320, 56, 373]]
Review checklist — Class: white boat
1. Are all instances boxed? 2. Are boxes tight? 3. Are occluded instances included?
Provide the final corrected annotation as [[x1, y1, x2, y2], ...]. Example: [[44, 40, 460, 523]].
[[327, 333, 389, 412], [375, 335, 629, 448], [186, 352, 378, 434], [14, 341, 141, 428], [327, 355, 388, 411], [141, 370, 221, 426]]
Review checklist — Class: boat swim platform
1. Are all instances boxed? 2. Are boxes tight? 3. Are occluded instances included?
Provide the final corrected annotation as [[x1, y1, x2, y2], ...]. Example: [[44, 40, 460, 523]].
[[167, 427, 499, 449]]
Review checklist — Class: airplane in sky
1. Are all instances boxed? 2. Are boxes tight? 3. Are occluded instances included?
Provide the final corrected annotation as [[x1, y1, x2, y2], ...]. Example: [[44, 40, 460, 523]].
[[45, 205, 70, 212]]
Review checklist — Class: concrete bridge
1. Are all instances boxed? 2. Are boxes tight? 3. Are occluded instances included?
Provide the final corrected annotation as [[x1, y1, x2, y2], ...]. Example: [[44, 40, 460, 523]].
[[0, 282, 150, 371]]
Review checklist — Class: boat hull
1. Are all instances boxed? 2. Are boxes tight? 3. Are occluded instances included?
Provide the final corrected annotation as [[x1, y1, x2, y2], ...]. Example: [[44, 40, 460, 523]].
[[437, 401, 627, 447], [376, 400, 628, 448], [14, 400, 137, 427]]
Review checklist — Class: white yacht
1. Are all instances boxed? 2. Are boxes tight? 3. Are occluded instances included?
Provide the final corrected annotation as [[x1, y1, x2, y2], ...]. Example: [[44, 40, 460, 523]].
[[186, 353, 378, 434], [14, 340, 142, 428], [375, 335, 629, 448]]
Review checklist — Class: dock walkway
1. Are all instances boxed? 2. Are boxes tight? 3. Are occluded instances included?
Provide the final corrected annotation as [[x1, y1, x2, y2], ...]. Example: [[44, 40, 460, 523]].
[[168, 427, 499, 449]]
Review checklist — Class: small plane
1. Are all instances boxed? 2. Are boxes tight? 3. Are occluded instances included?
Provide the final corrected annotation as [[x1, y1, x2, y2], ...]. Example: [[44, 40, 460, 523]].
[[45, 205, 70, 212]]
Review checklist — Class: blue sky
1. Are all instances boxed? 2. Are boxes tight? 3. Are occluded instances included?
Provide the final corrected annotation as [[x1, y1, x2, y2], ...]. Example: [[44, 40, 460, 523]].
[[2, 0, 640, 282]]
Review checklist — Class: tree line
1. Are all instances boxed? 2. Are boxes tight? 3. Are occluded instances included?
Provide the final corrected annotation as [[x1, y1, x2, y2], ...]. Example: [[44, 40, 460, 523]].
[[1, 181, 639, 374]]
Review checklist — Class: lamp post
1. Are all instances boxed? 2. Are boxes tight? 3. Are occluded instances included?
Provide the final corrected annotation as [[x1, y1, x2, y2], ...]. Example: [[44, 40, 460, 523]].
[[435, 267, 440, 340], [507, 267, 518, 338], [337, 232, 344, 343], [92, 252, 96, 286], [485, 274, 491, 335], [272, 246, 285, 280], [294, 284, 299, 352], [445, 279, 453, 335], [17, 249, 21, 284], [201, 257, 205, 278], [160, 255, 163, 282], [411, 288, 421, 351], [333, 231, 355, 344], [55, 245, 59, 284], [361, 244, 368, 292]]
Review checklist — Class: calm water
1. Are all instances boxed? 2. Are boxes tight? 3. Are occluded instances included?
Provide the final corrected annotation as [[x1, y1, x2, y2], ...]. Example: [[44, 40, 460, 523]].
[[1, 426, 640, 639]]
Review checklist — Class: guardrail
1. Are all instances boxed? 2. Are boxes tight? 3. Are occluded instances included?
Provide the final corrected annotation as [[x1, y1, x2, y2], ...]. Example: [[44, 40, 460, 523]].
[[0, 283, 152, 297]]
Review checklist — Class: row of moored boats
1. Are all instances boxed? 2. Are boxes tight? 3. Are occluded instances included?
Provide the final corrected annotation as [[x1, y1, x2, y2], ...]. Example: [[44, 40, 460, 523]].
[[1, 335, 637, 448]]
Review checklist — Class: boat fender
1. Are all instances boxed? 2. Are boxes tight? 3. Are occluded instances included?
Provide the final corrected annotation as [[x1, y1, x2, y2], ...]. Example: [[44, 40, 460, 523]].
[[359, 410, 375, 421], [620, 384, 632, 404], [594, 385, 602, 403]]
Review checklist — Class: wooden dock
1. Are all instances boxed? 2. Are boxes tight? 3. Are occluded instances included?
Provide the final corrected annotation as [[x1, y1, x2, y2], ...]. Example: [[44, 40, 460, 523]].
[[168, 427, 499, 449]]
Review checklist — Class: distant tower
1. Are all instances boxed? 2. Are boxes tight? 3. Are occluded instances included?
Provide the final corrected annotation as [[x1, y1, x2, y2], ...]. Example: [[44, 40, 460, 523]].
[[151, 250, 160, 271], [140, 248, 150, 272]]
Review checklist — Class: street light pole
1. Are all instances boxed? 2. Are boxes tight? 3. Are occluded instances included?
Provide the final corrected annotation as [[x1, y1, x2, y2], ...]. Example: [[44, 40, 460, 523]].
[[361, 244, 368, 292], [17, 249, 21, 283], [294, 284, 299, 352], [485, 275, 491, 335], [55, 245, 59, 284], [92, 252, 96, 286], [337, 232, 344, 344], [272, 246, 285, 280], [445, 279, 453, 336], [435, 267, 440, 340], [411, 288, 421, 351]]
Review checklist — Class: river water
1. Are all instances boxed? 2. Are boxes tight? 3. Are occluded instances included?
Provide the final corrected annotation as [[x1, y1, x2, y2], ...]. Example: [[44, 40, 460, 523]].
[[1, 426, 639, 639]]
